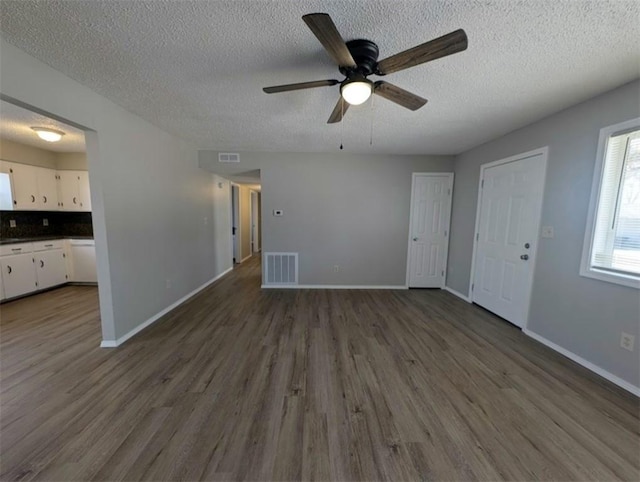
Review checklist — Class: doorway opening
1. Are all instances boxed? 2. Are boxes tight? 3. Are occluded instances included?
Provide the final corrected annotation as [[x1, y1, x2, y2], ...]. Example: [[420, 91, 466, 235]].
[[226, 170, 261, 266], [0, 96, 105, 338]]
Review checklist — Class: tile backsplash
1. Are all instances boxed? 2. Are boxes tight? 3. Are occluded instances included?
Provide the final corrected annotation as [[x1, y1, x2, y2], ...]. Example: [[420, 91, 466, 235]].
[[0, 211, 93, 239]]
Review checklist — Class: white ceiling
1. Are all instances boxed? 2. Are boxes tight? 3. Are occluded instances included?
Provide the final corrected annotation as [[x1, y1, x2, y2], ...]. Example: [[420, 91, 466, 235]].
[[0, 1, 638, 155], [0, 100, 86, 152]]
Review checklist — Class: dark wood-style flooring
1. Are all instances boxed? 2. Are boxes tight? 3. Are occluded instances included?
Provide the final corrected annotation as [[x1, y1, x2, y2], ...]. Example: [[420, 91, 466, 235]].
[[1, 256, 639, 481]]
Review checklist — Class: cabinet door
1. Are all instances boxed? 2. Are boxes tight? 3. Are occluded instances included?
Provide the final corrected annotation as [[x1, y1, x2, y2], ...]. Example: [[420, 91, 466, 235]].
[[57, 171, 80, 211], [78, 171, 91, 211], [0, 254, 37, 299], [36, 250, 67, 289], [8, 163, 40, 210], [36, 167, 59, 210]]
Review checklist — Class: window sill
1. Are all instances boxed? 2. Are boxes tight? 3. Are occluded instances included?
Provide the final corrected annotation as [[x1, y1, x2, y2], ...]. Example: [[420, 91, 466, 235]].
[[579, 266, 640, 289]]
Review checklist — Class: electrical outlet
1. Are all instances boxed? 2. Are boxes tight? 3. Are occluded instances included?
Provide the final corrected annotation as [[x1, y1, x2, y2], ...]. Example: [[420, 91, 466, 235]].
[[333, 265, 340, 273], [165, 279, 171, 290], [541, 226, 554, 238], [203, 216, 208, 225], [43, 218, 49, 226], [9, 220, 16, 228], [620, 333, 635, 351]]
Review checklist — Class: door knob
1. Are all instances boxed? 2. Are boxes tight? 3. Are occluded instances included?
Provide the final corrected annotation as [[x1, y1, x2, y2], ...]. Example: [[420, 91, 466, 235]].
[[520, 254, 529, 260], [413, 237, 419, 241]]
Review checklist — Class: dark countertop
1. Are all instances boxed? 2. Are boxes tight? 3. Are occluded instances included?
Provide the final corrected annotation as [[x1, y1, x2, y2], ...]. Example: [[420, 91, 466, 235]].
[[0, 236, 94, 245]]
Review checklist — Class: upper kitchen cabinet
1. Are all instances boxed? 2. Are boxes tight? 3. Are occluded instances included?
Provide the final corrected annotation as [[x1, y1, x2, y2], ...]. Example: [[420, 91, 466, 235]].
[[36, 167, 59, 209], [58, 170, 91, 212], [7, 162, 40, 210]]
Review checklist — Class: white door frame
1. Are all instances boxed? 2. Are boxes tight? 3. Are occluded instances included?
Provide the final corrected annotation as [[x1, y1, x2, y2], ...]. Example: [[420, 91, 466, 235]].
[[405, 172, 454, 288], [468, 147, 549, 329], [249, 189, 260, 254], [230, 183, 241, 264]]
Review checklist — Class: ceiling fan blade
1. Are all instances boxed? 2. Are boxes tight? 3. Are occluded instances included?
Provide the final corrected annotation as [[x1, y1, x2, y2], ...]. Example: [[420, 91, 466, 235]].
[[302, 13, 357, 68], [327, 97, 349, 123], [376, 29, 468, 75], [374, 81, 427, 111], [263, 79, 339, 94]]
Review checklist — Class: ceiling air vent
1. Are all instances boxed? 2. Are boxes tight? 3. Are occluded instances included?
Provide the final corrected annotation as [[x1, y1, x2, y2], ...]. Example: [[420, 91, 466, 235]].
[[218, 152, 240, 163]]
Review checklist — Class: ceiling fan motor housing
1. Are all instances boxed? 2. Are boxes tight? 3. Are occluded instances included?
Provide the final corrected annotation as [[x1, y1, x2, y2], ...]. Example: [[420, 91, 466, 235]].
[[340, 39, 380, 77]]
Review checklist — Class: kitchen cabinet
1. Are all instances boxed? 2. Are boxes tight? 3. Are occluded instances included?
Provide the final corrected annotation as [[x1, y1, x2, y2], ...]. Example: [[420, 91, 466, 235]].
[[58, 170, 91, 212], [36, 167, 59, 209], [0, 253, 37, 299], [7, 162, 40, 210], [35, 249, 67, 289]]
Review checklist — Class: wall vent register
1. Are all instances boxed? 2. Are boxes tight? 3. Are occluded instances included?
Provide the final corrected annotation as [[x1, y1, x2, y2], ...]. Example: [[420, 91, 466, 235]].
[[218, 153, 240, 163], [264, 252, 298, 286]]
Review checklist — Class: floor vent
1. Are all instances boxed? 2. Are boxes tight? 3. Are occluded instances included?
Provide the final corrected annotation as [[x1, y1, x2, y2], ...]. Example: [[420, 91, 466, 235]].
[[264, 252, 298, 286], [218, 152, 240, 163]]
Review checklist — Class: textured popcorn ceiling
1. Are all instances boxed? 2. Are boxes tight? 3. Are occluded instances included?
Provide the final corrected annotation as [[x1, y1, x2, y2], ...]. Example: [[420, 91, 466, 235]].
[[0, 1, 638, 155], [0, 101, 86, 152]]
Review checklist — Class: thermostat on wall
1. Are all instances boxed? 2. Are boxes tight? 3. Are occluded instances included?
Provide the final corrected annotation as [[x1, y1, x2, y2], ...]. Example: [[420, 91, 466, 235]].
[[273, 209, 283, 216]]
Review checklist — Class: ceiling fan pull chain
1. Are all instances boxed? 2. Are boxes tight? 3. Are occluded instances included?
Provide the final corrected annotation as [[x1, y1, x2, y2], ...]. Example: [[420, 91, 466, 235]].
[[340, 97, 344, 150], [369, 93, 375, 146]]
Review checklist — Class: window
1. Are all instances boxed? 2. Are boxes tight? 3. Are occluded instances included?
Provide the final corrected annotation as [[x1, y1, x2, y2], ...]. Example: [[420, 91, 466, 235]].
[[581, 117, 640, 288]]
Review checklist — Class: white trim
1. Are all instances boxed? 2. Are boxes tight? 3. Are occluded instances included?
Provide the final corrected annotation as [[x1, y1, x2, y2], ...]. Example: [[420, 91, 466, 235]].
[[443, 285, 471, 303], [524, 329, 640, 397], [468, 147, 549, 329], [239, 254, 252, 263], [579, 117, 640, 290], [261, 284, 408, 290], [100, 266, 233, 348], [406, 172, 454, 288]]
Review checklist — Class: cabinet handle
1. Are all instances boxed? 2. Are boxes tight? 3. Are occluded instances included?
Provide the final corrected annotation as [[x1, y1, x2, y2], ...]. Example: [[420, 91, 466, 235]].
[[31, 195, 36, 203], [7, 265, 11, 274], [40, 260, 45, 268], [11, 248, 21, 252], [43, 195, 47, 203], [73, 197, 77, 204], [45, 244, 53, 247]]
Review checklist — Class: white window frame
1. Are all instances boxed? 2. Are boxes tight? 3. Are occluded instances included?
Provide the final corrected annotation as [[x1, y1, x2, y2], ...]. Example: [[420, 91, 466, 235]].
[[580, 117, 640, 289]]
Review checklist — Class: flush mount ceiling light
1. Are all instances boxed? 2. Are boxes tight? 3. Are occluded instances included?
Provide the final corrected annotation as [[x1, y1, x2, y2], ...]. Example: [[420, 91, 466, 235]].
[[31, 126, 65, 142], [340, 77, 373, 106]]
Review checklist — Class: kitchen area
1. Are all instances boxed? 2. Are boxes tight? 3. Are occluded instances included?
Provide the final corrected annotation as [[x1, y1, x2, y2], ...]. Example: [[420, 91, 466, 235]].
[[0, 100, 97, 303]]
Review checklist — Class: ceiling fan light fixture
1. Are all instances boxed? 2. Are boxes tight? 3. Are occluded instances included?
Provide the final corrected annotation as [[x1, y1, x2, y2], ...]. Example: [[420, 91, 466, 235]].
[[31, 127, 65, 142], [341, 79, 373, 106]]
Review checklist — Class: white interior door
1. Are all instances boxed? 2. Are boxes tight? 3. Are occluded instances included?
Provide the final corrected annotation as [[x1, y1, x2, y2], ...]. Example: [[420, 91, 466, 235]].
[[231, 185, 240, 262], [408, 173, 453, 288], [472, 150, 547, 327]]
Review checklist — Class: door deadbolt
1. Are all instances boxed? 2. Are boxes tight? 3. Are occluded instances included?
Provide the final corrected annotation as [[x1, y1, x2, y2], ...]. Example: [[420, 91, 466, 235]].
[[524, 243, 530, 249]]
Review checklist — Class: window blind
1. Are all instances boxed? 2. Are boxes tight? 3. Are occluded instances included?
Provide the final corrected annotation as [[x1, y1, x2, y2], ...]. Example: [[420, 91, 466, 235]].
[[591, 130, 640, 276]]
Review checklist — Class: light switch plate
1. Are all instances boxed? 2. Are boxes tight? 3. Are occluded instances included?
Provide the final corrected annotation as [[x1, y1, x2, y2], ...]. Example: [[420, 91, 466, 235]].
[[43, 218, 49, 226], [9, 220, 16, 228], [541, 226, 554, 238]]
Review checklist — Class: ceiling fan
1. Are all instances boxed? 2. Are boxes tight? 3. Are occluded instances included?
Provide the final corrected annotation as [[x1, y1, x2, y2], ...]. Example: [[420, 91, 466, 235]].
[[263, 13, 468, 124]]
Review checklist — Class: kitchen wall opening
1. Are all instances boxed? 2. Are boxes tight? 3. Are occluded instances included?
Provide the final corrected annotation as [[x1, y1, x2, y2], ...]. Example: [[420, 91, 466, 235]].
[[0, 99, 100, 332]]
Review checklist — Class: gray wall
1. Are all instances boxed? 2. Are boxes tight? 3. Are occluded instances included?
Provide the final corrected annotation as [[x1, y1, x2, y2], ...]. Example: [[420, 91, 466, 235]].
[[1, 38, 232, 343], [200, 152, 453, 286], [447, 80, 640, 387]]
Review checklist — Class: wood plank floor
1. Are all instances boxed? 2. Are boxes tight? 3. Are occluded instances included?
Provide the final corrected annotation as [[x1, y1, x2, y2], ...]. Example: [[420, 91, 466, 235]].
[[1, 256, 638, 481]]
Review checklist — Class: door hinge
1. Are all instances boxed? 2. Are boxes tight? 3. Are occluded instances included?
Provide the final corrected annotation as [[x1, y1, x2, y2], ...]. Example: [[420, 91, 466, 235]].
[[447, 188, 451, 196], [442, 270, 444, 276], [444, 230, 448, 237], [481, 179, 484, 188], [471, 283, 474, 291], [476, 233, 479, 241]]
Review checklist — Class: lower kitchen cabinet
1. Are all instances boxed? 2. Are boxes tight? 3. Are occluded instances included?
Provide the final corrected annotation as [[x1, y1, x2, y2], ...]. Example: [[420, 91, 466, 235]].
[[0, 253, 37, 299], [35, 249, 67, 290]]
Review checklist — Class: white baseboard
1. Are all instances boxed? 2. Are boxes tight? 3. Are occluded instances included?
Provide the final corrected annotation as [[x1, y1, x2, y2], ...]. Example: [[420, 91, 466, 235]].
[[443, 285, 472, 302], [524, 329, 640, 397], [239, 254, 252, 263], [261, 284, 408, 290], [100, 266, 233, 348]]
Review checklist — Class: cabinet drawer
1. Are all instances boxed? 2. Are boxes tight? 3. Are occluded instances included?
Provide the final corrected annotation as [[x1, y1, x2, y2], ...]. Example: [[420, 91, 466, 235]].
[[32, 240, 64, 252], [0, 243, 33, 257]]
